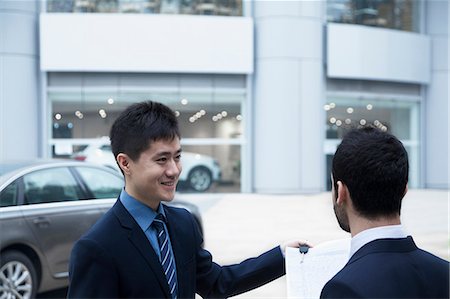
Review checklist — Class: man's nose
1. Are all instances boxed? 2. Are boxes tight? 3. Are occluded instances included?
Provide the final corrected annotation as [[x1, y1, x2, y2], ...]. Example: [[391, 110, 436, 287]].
[[166, 159, 181, 176]]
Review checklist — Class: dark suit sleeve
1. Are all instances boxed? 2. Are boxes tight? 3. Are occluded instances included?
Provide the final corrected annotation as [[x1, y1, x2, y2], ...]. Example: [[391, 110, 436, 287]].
[[68, 238, 119, 298], [321, 279, 362, 298], [191, 213, 285, 298]]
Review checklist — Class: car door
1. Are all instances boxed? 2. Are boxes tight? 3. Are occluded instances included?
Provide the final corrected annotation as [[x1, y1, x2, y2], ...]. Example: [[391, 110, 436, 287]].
[[20, 166, 104, 278]]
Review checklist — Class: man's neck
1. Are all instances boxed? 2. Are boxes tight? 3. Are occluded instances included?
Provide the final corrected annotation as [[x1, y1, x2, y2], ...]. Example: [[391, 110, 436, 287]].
[[350, 215, 401, 237]]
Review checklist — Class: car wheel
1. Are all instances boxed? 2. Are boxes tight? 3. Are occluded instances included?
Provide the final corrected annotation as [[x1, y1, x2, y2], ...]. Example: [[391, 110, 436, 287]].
[[188, 166, 212, 192], [0, 250, 38, 299]]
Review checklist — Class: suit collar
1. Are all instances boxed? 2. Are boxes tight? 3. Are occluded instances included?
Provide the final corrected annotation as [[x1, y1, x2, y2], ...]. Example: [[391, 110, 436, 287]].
[[350, 225, 407, 257], [348, 236, 418, 265], [112, 200, 172, 298]]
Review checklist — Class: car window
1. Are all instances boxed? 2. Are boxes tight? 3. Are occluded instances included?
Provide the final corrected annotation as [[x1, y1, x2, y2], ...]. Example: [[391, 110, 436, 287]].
[[99, 145, 112, 151], [75, 167, 123, 199], [0, 180, 18, 207], [23, 167, 82, 204]]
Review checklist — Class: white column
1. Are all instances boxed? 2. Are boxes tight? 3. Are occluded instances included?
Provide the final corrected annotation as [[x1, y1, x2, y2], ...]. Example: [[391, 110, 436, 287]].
[[252, 1, 325, 193], [0, 1, 41, 161], [424, 0, 449, 188]]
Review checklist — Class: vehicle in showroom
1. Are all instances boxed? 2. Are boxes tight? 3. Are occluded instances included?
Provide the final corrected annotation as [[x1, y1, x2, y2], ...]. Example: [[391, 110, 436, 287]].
[[72, 143, 221, 192], [0, 160, 203, 298]]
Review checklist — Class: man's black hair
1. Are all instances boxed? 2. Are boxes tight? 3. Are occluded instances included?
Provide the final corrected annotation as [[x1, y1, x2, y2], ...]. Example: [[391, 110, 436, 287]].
[[110, 101, 180, 162], [332, 126, 409, 218]]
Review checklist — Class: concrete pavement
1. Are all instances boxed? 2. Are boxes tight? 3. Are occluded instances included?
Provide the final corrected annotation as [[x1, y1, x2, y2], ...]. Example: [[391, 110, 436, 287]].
[[179, 189, 449, 298]]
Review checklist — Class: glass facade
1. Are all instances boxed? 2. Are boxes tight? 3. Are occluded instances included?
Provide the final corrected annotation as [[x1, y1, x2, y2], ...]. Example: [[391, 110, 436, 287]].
[[47, 0, 243, 16], [324, 95, 420, 189], [48, 73, 245, 193], [327, 0, 420, 32]]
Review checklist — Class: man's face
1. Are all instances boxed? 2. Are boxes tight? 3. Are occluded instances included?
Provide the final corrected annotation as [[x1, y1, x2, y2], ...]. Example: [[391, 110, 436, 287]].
[[331, 175, 350, 233], [127, 137, 182, 209]]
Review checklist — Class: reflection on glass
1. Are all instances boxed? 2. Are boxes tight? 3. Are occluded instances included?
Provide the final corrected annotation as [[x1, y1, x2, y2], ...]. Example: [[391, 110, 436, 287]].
[[47, 0, 243, 16], [327, 0, 419, 32], [50, 91, 243, 139], [324, 97, 420, 189], [49, 88, 244, 193], [181, 145, 240, 193]]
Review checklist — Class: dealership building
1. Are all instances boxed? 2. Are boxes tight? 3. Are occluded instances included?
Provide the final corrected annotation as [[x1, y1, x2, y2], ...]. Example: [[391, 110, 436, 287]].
[[1, 0, 448, 193]]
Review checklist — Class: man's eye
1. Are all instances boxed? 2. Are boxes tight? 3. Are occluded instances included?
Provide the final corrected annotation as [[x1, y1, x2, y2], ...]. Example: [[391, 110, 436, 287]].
[[157, 157, 167, 163], [175, 155, 181, 161]]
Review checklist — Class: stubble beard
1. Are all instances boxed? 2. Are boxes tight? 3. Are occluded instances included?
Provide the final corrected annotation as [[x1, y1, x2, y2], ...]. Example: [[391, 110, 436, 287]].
[[333, 200, 351, 233]]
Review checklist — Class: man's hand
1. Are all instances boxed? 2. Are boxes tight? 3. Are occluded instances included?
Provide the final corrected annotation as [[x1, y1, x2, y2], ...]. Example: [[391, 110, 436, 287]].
[[280, 240, 314, 257]]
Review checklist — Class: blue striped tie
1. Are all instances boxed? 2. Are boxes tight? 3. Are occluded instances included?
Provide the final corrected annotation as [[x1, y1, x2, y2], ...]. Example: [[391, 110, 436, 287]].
[[153, 214, 178, 299]]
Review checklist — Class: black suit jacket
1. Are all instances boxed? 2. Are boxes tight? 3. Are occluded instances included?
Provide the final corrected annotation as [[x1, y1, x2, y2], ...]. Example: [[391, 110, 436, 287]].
[[68, 200, 285, 298], [321, 236, 449, 298]]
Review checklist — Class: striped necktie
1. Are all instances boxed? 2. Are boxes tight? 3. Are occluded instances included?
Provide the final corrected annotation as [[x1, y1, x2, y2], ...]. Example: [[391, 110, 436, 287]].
[[153, 214, 178, 299]]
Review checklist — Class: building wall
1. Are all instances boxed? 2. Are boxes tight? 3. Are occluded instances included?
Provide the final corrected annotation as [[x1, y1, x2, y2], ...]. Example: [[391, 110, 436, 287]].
[[0, 1, 41, 161], [1, 0, 448, 191], [424, 0, 449, 188], [252, 1, 325, 193]]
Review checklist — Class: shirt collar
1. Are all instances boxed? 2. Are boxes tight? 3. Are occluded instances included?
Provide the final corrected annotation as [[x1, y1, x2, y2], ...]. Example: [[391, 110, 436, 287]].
[[350, 224, 409, 258], [119, 188, 165, 232]]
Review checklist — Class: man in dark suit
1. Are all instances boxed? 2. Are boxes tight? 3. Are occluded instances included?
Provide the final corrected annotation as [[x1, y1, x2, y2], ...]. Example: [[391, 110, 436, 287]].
[[321, 127, 449, 298], [68, 101, 307, 298]]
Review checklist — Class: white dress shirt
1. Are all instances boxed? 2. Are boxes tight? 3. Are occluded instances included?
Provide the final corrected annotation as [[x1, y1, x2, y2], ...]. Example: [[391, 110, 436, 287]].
[[349, 224, 409, 258]]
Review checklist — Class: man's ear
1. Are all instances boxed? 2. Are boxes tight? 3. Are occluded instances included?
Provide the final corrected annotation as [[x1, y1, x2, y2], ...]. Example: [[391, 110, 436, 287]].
[[336, 181, 349, 205], [403, 184, 408, 197], [117, 153, 131, 175]]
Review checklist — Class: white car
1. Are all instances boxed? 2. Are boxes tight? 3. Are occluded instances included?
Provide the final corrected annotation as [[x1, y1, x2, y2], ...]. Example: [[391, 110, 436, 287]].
[[72, 144, 221, 192]]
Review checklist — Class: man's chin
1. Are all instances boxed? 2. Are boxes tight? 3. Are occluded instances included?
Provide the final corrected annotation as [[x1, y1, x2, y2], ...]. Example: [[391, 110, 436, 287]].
[[160, 191, 176, 202]]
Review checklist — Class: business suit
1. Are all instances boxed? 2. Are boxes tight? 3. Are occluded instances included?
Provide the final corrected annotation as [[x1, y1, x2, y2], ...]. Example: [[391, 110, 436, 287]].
[[68, 200, 285, 298], [321, 236, 449, 298]]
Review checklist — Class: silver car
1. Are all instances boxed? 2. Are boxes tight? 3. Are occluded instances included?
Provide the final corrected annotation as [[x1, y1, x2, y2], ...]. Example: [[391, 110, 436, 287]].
[[0, 160, 203, 299]]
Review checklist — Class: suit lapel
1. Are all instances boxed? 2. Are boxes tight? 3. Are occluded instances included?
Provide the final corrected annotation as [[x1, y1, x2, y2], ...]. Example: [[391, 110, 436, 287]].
[[112, 200, 171, 298]]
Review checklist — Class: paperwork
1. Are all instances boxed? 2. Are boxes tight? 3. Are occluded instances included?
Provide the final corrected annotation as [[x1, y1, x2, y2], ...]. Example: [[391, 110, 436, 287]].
[[286, 238, 351, 299]]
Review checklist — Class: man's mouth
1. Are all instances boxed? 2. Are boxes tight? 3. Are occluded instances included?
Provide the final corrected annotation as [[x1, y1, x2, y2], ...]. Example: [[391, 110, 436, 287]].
[[161, 181, 176, 186]]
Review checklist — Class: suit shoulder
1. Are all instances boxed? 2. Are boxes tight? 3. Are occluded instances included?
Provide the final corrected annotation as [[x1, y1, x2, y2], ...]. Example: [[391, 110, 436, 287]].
[[164, 203, 195, 219], [321, 277, 360, 298]]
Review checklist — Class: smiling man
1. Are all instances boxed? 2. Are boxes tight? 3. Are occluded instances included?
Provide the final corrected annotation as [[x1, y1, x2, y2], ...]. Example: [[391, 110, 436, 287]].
[[68, 101, 306, 299]]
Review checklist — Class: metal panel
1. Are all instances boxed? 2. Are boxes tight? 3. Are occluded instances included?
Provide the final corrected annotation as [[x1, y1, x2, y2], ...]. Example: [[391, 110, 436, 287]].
[[40, 13, 253, 74]]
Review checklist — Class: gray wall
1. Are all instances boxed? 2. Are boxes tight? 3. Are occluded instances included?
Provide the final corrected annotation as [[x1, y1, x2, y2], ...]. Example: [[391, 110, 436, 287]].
[[0, 0, 40, 161], [424, 0, 449, 188], [252, 1, 325, 193]]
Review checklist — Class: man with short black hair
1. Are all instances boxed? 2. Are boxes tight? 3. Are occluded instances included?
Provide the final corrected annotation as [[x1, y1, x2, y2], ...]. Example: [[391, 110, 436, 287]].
[[68, 101, 308, 298], [321, 127, 449, 298]]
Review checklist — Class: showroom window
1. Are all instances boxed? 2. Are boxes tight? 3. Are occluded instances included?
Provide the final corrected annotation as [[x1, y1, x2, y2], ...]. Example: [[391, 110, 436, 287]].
[[327, 0, 421, 32], [324, 95, 420, 189], [48, 73, 245, 193], [47, 0, 243, 16]]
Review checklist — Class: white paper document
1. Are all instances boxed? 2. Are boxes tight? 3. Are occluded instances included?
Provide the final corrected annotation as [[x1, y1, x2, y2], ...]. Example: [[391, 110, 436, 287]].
[[286, 238, 351, 299]]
